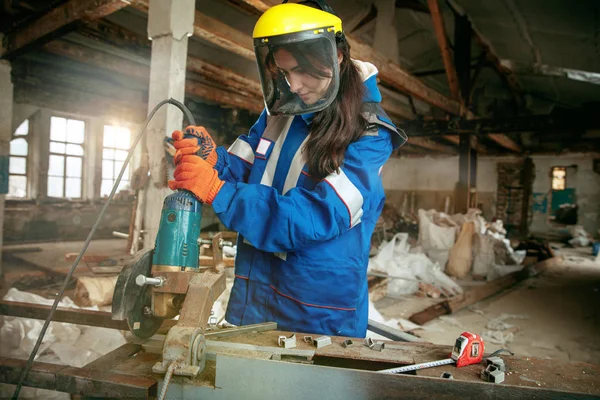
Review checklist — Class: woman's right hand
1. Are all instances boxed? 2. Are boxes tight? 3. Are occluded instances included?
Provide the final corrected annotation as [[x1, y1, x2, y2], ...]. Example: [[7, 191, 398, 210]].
[[172, 126, 217, 166]]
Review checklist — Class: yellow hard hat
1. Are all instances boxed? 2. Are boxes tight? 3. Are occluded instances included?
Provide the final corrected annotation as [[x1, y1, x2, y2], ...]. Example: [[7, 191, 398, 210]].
[[253, 3, 342, 40]]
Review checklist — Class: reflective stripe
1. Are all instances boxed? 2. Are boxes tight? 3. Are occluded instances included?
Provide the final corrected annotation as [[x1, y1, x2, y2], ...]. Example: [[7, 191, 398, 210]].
[[243, 237, 287, 261], [260, 117, 294, 187], [228, 138, 254, 165], [282, 135, 309, 195], [324, 170, 364, 228]]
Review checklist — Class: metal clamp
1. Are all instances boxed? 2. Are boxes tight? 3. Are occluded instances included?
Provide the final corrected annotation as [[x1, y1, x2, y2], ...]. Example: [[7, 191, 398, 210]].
[[278, 334, 297, 349], [481, 357, 506, 384], [365, 337, 384, 351], [313, 336, 332, 349]]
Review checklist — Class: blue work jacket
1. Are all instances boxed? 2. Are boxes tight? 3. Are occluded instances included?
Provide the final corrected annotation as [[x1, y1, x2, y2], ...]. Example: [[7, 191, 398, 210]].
[[212, 61, 406, 337]]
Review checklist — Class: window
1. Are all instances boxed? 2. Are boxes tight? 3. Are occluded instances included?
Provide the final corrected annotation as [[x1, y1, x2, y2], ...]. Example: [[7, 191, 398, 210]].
[[8, 120, 29, 198], [48, 117, 85, 198], [101, 125, 131, 197], [551, 167, 566, 190]]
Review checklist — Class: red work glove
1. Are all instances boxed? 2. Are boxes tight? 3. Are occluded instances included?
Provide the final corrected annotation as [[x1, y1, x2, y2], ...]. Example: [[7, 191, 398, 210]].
[[168, 155, 224, 205], [171, 126, 217, 166]]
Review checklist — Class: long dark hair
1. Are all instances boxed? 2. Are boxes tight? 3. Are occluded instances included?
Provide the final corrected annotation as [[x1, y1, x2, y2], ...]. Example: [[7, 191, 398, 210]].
[[265, 38, 366, 179], [305, 38, 366, 179]]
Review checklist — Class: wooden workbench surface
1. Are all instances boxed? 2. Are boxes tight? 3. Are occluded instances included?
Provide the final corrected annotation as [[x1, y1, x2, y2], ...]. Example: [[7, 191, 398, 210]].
[[211, 330, 600, 396]]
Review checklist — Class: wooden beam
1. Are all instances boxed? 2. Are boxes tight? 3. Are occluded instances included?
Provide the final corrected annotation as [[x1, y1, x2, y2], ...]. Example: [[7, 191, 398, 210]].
[[488, 133, 521, 153], [408, 137, 456, 154], [1, 0, 130, 59], [43, 39, 264, 114], [409, 256, 563, 325], [347, 38, 461, 115], [426, 0, 461, 101], [129, 0, 464, 116], [454, 13, 472, 102], [186, 57, 262, 99]]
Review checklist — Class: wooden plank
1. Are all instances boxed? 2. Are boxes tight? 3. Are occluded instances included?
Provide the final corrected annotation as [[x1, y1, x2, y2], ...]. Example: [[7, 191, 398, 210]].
[[43, 39, 263, 113], [409, 256, 563, 325], [408, 137, 456, 154], [0, 357, 65, 391], [1, 0, 130, 58], [0, 300, 130, 330], [193, 11, 256, 61], [0, 299, 178, 333], [427, 0, 461, 101], [488, 133, 522, 153], [84, 344, 143, 371], [187, 57, 262, 98]]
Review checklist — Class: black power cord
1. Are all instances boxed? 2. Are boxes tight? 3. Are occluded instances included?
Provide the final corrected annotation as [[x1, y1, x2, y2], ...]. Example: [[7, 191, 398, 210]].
[[12, 98, 195, 399]]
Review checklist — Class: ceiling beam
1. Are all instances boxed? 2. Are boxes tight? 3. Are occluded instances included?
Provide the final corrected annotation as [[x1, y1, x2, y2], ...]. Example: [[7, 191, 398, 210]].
[[128, 0, 464, 116], [487, 134, 522, 153], [408, 137, 457, 154], [399, 114, 599, 136], [426, 0, 461, 101], [0, 0, 130, 59], [42, 39, 264, 113]]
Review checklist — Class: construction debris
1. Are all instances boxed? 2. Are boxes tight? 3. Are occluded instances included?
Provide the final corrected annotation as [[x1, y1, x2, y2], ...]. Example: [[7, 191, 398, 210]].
[[368, 232, 462, 299]]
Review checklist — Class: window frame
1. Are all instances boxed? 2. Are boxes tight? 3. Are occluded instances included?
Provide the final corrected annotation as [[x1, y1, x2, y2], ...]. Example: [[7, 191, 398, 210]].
[[551, 166, 567, 191], [47, 115, 87, 200], [100, 123, 133, 198], [7, 119, 30, 200]]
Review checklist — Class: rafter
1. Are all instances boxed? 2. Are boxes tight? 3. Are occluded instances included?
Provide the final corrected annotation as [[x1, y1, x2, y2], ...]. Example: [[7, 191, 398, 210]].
[[426, 0, 460, 101], [1, 0, 130, 59], [129, 0, 463, 116], [42, 39, 263, 113], [409, 137, 457, 154]]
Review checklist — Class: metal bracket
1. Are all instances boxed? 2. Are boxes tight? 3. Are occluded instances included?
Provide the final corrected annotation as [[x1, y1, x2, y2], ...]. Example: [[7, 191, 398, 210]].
[[342, 339, 353, 348], [481, 357, 506, 384], [278, 334, 297, 349], [313, 336, 332, 349]]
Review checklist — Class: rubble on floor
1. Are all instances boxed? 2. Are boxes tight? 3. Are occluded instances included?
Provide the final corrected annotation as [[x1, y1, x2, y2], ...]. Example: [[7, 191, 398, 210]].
[[0, 288, 126, 399], [368, 205, 563, 310]]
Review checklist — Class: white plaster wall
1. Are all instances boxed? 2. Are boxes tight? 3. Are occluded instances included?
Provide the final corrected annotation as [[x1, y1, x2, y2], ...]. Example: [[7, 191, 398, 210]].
[[382, 155, 503, 193], [381, 156, 459, 191]]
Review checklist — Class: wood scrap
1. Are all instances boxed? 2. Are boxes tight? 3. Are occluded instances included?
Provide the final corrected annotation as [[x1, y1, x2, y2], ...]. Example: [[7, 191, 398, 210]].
[[74, 275, 118, 307], [409, 256, 563, 325], [418, 282, 442, 299]]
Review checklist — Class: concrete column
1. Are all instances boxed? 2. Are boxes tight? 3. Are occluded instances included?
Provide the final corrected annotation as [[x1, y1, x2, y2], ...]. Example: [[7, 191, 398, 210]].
[[373, 0, 399, 63], [133, 0, 194, 251], [0, 60, 13, 277]]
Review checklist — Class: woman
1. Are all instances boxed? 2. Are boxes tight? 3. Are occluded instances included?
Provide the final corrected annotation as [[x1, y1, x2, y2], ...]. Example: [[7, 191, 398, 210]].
[[169, 1, 406, 338]]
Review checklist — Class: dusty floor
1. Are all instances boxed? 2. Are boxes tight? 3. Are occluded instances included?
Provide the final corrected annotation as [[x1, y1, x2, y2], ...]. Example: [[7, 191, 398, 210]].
[[376, 251, 600, 365], [2, 239, 599, 367]]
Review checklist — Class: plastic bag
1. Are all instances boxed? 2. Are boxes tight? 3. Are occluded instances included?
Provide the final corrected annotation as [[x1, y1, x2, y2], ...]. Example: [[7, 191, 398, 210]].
[[447, 221, 475, 278], [369, 233, 462, 297], [418, 209, 458, 270]]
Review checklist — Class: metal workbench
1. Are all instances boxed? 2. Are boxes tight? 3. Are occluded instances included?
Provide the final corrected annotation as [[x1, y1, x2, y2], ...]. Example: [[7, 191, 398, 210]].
[[1, 301, 599, 399]]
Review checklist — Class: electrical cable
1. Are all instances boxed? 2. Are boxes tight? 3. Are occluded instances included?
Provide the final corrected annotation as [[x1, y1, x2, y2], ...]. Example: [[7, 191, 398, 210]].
[[12, 98, 195, 399], [158, 361, 178, 400]]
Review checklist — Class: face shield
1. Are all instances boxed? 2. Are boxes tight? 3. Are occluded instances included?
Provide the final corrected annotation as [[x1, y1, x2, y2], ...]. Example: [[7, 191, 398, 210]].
[[254, 29, 340, 116]]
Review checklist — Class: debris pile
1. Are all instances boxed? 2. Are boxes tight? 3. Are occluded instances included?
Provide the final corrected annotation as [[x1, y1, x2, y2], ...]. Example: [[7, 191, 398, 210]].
[[0, 288, 126, 399], [368, 205, 560, 302]]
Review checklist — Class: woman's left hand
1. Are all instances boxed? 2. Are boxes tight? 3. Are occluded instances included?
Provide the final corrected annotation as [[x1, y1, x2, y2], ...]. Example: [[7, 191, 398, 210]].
[[168, 155, 224, 205]]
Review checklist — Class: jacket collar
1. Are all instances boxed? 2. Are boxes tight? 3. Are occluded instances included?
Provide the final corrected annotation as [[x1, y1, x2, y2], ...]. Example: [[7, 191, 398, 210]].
[[299, 60, 381, 126]]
